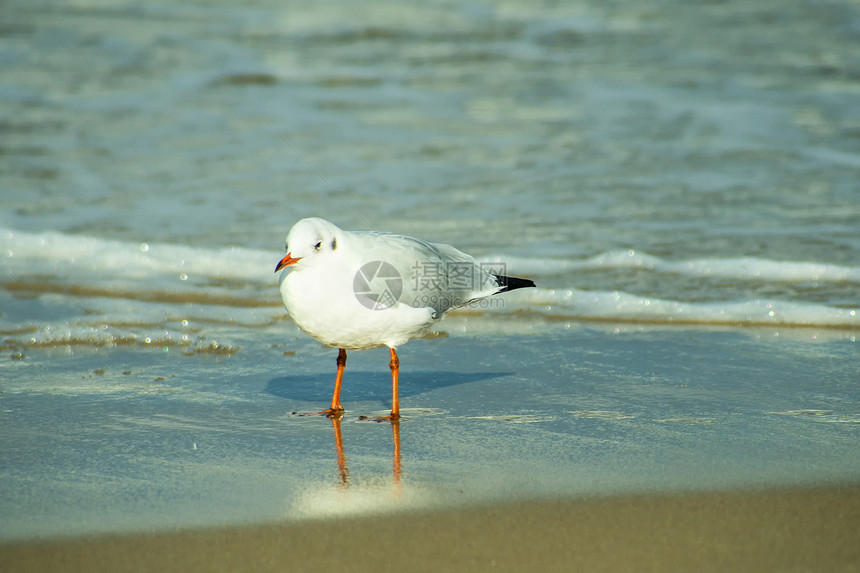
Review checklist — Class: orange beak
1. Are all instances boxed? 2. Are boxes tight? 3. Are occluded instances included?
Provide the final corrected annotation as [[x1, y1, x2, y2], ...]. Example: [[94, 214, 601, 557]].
[[275, 253, 302, 273]]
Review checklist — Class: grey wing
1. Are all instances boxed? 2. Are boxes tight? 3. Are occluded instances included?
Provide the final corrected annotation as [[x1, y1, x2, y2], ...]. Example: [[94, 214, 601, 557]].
[[357, 231, 503, 317], [383, 235, 502, 316]]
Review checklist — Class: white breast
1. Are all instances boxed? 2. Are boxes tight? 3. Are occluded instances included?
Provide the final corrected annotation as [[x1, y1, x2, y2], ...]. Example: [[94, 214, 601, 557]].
[[279, 262, 436, 350]]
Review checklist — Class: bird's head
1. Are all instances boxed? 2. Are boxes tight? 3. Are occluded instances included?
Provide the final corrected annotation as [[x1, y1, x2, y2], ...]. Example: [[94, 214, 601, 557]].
[[275, 217, 343, 273]]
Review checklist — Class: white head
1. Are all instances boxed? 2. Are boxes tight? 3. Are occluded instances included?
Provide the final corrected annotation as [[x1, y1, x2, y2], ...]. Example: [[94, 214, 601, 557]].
[[275, 217, 343, 273]]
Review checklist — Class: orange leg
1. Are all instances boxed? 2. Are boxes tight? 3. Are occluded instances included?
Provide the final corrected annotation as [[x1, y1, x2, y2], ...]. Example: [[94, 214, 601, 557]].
[[363, 347, 401, 422], [302, 348, 346, 417], [389, 347, 400, 419], [327, 348, 347, 415], [294, 349, 347, 418]]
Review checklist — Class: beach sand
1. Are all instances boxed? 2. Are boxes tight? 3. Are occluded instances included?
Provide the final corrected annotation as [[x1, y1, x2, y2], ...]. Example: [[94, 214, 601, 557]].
[[4, 485, 858, 573], [3, 0, 859, 569]]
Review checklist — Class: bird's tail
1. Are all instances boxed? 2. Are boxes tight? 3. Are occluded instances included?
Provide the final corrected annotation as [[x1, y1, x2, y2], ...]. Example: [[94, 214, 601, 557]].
[[494, 274, 536, 293]]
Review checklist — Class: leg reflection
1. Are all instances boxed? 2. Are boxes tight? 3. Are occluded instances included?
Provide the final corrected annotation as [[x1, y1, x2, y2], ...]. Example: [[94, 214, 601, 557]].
[[391, 418, 402, 492], [326, 416, 403, 491], [329, 414, 349, 488]]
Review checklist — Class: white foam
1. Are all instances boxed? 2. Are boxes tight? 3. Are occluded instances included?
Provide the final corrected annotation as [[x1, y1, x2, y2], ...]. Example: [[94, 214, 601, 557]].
[[514, 287, 857, 328], [1, 229, 857, 348], [1, 227, 272, 284], [486, 249, 860, 284]]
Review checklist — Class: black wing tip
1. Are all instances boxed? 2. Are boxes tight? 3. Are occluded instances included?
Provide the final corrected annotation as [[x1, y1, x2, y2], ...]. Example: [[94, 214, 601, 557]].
[[494, 274, 537, 293]]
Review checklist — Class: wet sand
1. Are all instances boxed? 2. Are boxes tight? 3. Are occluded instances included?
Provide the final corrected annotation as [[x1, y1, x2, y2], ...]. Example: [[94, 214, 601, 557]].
[[4, 485, 858, 573]]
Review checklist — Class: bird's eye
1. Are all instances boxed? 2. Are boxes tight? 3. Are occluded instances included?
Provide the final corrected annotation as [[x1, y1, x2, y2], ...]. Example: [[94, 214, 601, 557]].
[[314, 241, 322, 251]]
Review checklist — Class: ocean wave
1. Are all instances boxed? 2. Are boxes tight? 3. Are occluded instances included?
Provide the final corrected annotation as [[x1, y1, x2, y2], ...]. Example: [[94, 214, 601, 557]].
[[1, 228, 856, 348], [485, 250, 860, 284], [0, 227, 272, 283], [511, 288, 857, 328]]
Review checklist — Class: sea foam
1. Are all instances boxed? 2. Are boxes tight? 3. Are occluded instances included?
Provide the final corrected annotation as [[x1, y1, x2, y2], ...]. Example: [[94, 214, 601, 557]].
[[1, 228, 857, 349]]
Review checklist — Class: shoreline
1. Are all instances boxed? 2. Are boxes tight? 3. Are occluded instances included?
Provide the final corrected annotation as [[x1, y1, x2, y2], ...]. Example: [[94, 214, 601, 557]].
[[5, 484, 858, 573]]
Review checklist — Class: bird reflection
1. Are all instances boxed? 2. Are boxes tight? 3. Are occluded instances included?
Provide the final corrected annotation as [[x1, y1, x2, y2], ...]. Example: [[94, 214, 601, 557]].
[[330, 415, 350, 487], [328, 415, 402, 491]]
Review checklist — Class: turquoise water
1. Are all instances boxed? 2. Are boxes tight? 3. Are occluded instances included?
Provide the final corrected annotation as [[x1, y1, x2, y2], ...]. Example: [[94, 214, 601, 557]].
[[1, 0, 858, 540]]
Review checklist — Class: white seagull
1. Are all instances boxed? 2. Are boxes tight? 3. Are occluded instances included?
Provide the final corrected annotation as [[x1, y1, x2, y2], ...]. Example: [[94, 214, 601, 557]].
[[275, 217, 535, 420]]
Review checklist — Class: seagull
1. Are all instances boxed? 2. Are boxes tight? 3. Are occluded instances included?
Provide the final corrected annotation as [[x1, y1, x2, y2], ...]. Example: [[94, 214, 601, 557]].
[[275, 217, 535, 420]]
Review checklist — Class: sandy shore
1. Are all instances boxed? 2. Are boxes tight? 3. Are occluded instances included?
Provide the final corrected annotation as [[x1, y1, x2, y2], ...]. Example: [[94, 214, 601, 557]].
[[4, 485, 858, 573]]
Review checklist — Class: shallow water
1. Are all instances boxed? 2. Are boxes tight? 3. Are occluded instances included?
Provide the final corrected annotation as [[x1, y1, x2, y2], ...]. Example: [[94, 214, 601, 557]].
[[1, 0, 858, 540], [2, 327, 858, 540]]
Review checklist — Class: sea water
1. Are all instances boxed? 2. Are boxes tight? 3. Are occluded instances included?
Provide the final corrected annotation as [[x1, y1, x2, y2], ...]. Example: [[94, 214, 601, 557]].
[[1, 0, 858, 540]]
